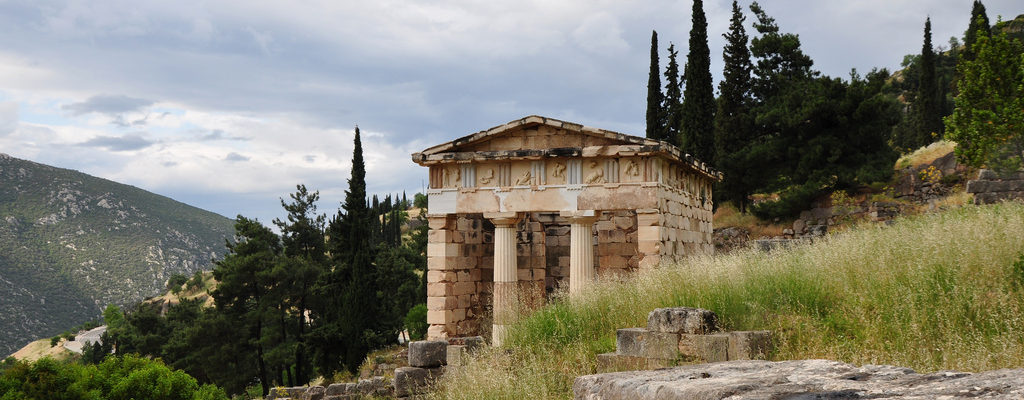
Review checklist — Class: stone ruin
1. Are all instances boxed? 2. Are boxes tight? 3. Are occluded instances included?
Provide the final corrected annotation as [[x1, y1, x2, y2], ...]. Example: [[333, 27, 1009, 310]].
[[412, 116, 721, 344], [598, 307, 772, 371], [968, 169, 1024, 204]]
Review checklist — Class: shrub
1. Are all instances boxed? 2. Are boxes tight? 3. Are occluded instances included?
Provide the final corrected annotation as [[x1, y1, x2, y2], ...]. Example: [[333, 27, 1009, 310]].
[[404, 304, 428, 341]]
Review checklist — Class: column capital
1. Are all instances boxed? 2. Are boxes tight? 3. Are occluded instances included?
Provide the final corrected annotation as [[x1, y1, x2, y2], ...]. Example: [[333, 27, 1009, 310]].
[[484, 211, 520, 226], [561, 209, 600, 224]]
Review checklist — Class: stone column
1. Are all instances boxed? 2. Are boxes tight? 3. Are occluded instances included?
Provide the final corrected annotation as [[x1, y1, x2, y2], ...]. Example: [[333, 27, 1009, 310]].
[[563, 210, 599, 294], [485, 212, 519, 346]]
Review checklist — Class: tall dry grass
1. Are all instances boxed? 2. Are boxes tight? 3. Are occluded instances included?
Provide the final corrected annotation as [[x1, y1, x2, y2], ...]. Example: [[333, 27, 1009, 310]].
[[431, 203, 1024, 400]]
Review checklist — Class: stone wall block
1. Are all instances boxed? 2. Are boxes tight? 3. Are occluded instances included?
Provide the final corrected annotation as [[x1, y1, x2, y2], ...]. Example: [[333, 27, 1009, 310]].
[[299, 386, 325, 400], [615, 328, 680, 359], [678, 333, 729, 363], [647, 307, 717, 334], [427, 296, 458, 311], [728, 330, 773, 361], [409, 340, 448, 368], [325, 382, 355, 396], [393, 367, 438, 397], [426, 282, 454, 297]]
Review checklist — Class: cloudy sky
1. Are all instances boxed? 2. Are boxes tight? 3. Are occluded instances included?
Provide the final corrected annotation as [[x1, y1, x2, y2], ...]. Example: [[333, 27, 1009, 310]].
[[0, 0, 1019, 226]]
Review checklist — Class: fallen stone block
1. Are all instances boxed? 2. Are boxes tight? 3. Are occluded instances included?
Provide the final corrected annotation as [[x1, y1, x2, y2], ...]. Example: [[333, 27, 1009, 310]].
[[646, 307, 717, 334], [393, 366, 442, 397], [573, 359, 1024, 399], [616, 328, 679, 359], [355, 376, 392, 397], [409, 340, 448, 367], [447, 344, 471, 366], [728, 330, 772, 361], [596, 353, 673, 372], [678, 333, 728, 363], [265, 387, 307, 400]]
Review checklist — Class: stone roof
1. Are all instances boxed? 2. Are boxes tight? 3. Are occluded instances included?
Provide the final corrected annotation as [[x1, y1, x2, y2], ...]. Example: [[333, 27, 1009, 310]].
[[411, 115, 721, 181]]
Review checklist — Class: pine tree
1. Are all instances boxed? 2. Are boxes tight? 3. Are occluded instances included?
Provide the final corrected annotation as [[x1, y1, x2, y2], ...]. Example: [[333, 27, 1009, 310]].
[[679, 0, 716, 162], [663, 43, 683, 147], [964, 0, 991, 60], [714, 0, 755, 212], [646, 30, 666, 141], [917, 17, 942, 145]]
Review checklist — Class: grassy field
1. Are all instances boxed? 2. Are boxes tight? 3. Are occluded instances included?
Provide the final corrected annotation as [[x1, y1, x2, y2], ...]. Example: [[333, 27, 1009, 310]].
[[431, 202, 1024, 399]]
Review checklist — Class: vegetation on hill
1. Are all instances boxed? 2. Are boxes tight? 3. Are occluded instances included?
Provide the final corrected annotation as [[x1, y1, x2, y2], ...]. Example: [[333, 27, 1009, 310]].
[[431, 202, 1024, 399], [0, 153, 235, 357]]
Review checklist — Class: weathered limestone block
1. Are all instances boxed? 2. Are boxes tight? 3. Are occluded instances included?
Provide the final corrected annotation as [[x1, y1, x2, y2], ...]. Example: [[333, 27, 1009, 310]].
[[355, 376, 392, 397], [678, 333, 728, 363], [300, 386, 325, 400], [324, 382, 355, 397], [727, 331, 773, 361], [409, 340, 448, 368], [573, 359, 1024, 400], [596, 353, 673, 372], [646, 307, 717, 334], [615, 328, 679, 360], [393, 366, 440, 397]]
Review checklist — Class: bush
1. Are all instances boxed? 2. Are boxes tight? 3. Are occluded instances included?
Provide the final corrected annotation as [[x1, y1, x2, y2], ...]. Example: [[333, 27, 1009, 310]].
[[404, 304, 428, 341], [167, 273, 188, 292]]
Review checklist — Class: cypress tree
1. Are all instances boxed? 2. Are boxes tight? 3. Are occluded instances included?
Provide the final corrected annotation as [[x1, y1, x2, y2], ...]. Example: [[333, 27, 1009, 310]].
[[646, 30, 666, 141], [964, 0, 990, 59], [339, 126, 376, 372], [714, 0, 755, 212], [663, 43, 683, 147], [680, 0, 716, 162], [918, 17, 942, 145]]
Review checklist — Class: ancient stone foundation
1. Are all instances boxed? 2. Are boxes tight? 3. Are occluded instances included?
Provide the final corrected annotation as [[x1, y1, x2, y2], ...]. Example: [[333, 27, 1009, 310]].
[[968, 169, 1024, 204], [597, 307, 772, 371]]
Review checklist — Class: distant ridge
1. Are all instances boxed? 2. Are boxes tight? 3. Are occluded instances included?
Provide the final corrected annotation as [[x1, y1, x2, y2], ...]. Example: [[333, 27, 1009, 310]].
[[0, 153, 235, 356]]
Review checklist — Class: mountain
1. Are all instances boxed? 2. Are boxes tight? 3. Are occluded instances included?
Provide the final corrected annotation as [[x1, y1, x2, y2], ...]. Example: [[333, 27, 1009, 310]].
[[0, 153, 235, 356]]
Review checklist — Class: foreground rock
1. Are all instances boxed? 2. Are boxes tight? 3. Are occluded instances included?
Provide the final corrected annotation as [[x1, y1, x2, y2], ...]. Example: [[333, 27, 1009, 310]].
[[574, 359, 1024, 399]]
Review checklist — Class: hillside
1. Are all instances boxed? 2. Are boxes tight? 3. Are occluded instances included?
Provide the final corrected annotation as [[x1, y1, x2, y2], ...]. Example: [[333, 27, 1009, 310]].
[[0, 153, 235, 356], [432, 202, 1024, 399]]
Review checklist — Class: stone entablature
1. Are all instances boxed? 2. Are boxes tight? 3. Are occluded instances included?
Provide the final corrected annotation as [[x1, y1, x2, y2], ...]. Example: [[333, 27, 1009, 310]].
[[412, 116, 720, 344]]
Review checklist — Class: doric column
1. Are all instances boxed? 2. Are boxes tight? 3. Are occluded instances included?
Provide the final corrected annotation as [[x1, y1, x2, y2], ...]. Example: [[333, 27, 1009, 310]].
[[562, 210, 599, 294], [485, 212, 519, 346]]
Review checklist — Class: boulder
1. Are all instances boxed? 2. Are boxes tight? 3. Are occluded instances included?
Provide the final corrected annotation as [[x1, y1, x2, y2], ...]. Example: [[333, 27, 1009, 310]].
[[646, 307, 717, 334], [409, 340, 448, 368], [573, 359, 1024, 399]]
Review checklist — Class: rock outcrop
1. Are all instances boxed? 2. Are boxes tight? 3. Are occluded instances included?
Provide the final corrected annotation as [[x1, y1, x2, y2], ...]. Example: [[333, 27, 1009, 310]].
[[574, 359, 1024, 399]]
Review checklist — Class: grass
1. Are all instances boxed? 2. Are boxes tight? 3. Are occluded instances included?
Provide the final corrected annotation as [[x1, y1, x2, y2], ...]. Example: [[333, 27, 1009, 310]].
[[430, 202, 1024, 399], [895, 140, 957, 170], [713, 202, 786, 238]]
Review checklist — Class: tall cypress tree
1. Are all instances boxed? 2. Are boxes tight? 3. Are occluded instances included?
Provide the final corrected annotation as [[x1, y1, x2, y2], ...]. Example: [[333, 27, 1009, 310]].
[[714, 0, 755, 212], [680, 0, 716, 162], [964, 0, 990, 60], [663, 43, 683, 147], [646, 30, 666, 141], [339, 126, 376, 372], [918, 17, 942, 145]]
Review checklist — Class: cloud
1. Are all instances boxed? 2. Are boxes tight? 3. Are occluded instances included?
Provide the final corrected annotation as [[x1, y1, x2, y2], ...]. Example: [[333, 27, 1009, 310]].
[[77, 134, 153, 151], [0, 102, 17, 136], [62, 95, 154, 116], [224, 152, 250, 162], [572, 12, 629, 54]]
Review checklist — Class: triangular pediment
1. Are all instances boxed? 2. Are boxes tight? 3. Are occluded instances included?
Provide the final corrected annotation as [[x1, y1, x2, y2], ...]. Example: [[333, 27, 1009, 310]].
[[415, 115, 660, 156]]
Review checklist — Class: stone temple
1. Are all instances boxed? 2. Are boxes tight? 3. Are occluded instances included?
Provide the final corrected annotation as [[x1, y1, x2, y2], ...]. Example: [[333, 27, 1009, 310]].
[[411, 115, 720, 344]]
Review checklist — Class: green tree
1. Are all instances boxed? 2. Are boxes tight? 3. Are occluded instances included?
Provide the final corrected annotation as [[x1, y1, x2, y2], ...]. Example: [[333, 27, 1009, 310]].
[[646, 30, 666, 141], [945, 25, 1024, 170], [662, 43, 683, 147], [964, 0, 991, 60], [272, 185, 326, 386], [918, 17, 943, 145], [680, 0, 716, 162], [714, 0, 756, 212], [210, 216, 282, 395], [404, 304, 428, 341]]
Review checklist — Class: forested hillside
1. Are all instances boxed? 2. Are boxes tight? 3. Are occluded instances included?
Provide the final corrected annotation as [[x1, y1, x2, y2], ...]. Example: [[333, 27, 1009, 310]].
[[0, 153, 234, 356]]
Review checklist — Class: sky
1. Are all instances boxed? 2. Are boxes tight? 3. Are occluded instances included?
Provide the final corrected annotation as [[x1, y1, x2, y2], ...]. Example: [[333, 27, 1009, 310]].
[[0, 0, 1019, 226]]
